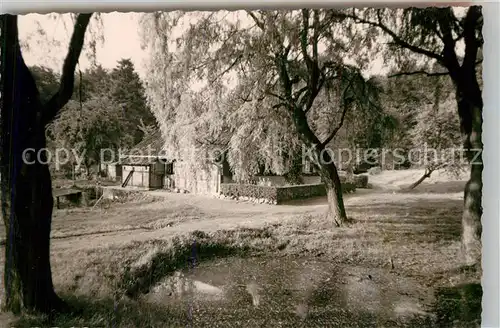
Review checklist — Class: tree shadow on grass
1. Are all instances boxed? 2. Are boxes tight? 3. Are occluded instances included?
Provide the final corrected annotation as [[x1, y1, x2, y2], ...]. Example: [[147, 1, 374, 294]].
[[399, 181, 466, 195], [434, 283, 482, 328], [10, 294, 188, 328], [348, 199, 463, 243]]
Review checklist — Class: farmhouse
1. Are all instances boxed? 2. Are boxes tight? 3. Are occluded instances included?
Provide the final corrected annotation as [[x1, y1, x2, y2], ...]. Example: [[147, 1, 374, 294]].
[[118, 131, 222, 194]]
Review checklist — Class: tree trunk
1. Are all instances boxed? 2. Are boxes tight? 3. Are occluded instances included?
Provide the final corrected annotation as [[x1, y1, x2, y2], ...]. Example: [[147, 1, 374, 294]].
[[316, 149, 348, 226], [1, 16, 64, 314], [407, 168, 433, 190], [462, 158, 482, 266], [6, 162, 63, 314], [325, 176, 348, 227], [1, 13, 91, 314], [454, 71, 483, 266], [283, 149, 304, 185], [459, 99, 483, 266]]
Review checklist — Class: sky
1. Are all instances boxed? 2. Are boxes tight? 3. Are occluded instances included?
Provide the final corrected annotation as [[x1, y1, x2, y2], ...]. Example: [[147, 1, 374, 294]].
[[18, 8, 471, 82], [18, 11, 391, 81], [18, 12, 149, 78]]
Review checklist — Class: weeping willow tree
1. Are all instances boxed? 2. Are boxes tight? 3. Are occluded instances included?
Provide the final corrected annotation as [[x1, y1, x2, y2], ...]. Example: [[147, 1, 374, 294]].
[[141, 9, 380, 226]]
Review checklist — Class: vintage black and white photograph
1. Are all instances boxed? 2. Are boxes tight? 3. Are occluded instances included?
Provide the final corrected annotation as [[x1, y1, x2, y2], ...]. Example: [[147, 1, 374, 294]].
[[0, 5, 484, 327]]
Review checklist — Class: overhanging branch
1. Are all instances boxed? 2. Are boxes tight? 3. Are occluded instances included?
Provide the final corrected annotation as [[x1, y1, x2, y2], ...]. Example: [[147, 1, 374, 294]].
[[321, 103, 349, 148], [388, 58, 482, 78], [266, 90, 288, 104], [333, 9, 444, 62], [209, 54, 242, 84], [43, 13, 92, 125], [246, 11, 265, 31]]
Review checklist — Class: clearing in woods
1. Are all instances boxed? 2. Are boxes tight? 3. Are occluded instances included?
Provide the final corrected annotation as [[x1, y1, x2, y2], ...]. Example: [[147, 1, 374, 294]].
[[0, 169, 481, 327]]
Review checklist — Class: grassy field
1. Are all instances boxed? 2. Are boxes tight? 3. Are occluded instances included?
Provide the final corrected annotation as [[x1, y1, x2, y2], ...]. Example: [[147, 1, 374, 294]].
[[0, 169, 481, 327]]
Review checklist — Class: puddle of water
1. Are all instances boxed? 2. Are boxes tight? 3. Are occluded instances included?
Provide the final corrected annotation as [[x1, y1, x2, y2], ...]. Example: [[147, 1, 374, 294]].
[[144, 271, 225, 304], [143, 256, 435, 325]]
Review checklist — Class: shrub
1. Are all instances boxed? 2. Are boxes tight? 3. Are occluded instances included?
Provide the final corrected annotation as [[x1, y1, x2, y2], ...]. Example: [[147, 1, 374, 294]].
[[342, 182, 356, 193], [276, 184, 327, 203], [349, 175, 369, 188], [220, 184, 278, 202]]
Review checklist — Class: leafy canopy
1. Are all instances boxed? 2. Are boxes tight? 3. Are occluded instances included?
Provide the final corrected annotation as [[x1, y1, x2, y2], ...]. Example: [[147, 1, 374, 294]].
[[141, 10, 380, 180]]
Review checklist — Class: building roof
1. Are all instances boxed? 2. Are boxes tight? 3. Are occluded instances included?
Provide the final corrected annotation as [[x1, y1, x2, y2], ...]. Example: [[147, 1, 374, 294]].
[[120, 130, 172, 166], [131, 130, 166, 154]]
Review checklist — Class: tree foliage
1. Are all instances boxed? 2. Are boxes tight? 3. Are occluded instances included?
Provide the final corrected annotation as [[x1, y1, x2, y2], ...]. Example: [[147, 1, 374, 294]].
[[35, 59, 155, 173], [409, 76, 462, 169], [29, 66, 60, 104], [110, 58, 157, 145], [141, 10, 379, 178], [46, 96, 127, 170], [333, 6, 483, 264], [375, 62, 463, 172], [141, 9, 386, 225]]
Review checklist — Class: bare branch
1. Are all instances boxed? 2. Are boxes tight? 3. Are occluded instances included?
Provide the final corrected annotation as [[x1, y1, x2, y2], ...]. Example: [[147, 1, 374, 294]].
[[312, 10, 320, 63], [389, 59, 482, 79], [298, 9, 322, 113], [321, 103, 349, 148], [294, 86, 309, 102], [272, 103, 287, 110], [43, 13, 92, 125], [209, 54, 242, 84], [435, 8, 461, 74], [246, 11, 265, 31], [274, 53, 294, 104], [266, 90, 288, 104], [300, 10, 313, 71], [333, 9, 444, 62]]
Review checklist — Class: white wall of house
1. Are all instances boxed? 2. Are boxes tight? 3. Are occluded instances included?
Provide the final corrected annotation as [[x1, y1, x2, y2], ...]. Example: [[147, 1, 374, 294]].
[[171, 161, 221, 195], [122, 165, 150, 188]]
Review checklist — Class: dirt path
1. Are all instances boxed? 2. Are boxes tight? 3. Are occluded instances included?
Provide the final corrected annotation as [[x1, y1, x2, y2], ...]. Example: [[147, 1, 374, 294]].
[[47, 188, 463, 252], [48, 189, 370, 250]]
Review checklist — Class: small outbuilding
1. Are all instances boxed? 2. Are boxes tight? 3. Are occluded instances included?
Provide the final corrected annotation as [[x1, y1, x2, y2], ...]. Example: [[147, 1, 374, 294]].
[[119, 131, 171, 189], [119, 130, 222, 194]]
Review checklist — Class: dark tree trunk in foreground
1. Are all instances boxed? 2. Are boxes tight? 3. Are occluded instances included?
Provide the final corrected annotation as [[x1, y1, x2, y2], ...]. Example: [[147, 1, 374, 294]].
[[0, 14, 92, 314], [445, 7, 483, 266], [455, 75, 483, 266]]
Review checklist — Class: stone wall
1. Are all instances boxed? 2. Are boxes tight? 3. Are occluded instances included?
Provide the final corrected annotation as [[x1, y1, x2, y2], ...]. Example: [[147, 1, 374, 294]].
[[220, 181, 356, 205]]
